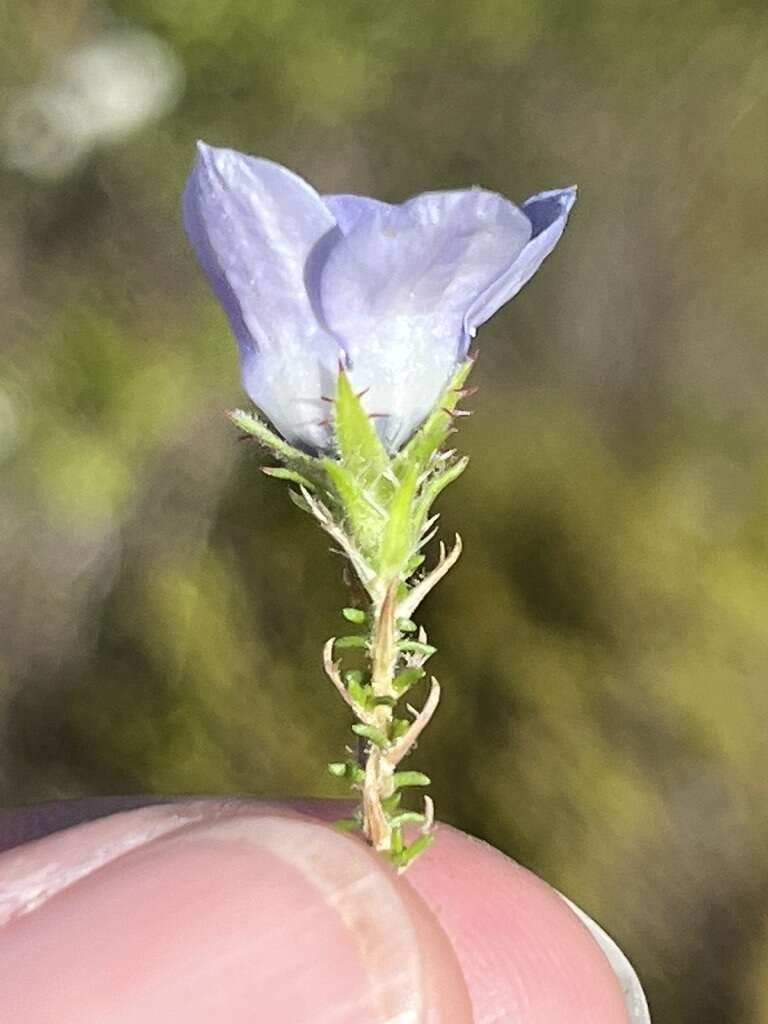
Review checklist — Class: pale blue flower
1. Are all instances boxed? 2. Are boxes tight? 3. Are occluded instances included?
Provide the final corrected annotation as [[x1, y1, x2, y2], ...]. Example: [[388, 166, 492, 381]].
[[183, 142, 575, 452]]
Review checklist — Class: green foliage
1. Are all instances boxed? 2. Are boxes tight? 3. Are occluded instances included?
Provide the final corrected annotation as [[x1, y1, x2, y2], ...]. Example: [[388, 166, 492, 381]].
[[393, 771, 431, 788]]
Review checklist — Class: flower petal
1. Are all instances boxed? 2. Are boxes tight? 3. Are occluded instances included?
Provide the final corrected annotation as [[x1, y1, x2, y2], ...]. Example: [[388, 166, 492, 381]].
[[464, 185, 577, 336], [318, 188, 531, 448], [322, 194, 391, 234], [183, 142, 342, 449]]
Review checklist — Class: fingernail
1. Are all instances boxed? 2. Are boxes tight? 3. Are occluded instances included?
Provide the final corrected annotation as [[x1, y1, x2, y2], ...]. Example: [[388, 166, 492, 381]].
[[558, 894, 651, 1023], [0, 809, 471, 1023]]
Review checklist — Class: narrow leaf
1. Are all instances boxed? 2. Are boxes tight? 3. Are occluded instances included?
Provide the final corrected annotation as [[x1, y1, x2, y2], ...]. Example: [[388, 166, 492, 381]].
[[392, 771, 431, 789], [397, 640, 437, 657], [262, 466, 316, 489], [347, 678, 371, 708], [382, 792, 403, 814], [351, 723, 390, 748], [388, 811, 426, 828], [397, 833, 434, 868], [335, 635, 368, 650], [391, 826, 404, 856], [393, 666, 426, 693], [334, 818, 361, 832], [342, 607, 367, 624]]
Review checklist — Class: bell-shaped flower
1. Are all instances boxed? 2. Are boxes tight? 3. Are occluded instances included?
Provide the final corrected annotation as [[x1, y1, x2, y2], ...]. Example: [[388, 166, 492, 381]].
[[183, 142, 576, 453]]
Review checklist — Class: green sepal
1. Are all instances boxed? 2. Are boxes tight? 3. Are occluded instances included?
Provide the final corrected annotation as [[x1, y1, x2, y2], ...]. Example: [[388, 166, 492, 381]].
[[378, 463, 419, 578], [393, 360, 473, 473], [229, 409, 317, 468], [393, 666, 426, 694], [322, 457, 383, 552], [333, 370, 389, 482], [414, 455, 469, 528], [342, 607, 367, 624], [351, 723, 389, 748], [392, 770, 431, 789]]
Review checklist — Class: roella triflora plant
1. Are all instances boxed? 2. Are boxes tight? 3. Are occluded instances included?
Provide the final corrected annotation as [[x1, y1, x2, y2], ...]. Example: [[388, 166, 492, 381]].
[[183, 141, 576, 869]]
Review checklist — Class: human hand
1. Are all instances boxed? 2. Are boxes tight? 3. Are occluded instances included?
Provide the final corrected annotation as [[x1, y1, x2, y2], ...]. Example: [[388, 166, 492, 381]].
[[0, 798, 648, 1022]]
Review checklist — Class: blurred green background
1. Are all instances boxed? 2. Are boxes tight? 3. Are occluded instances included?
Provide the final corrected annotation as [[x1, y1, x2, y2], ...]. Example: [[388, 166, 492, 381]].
[[2, 0, 768, 1020]]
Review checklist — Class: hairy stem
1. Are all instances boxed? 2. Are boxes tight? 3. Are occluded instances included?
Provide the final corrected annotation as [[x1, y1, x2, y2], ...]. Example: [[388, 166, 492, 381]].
[[362, 582, 399, 850]]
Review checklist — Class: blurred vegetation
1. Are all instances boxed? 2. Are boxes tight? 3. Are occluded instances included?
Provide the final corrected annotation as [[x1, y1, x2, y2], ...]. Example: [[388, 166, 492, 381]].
[[1, 0, 768, 1020]]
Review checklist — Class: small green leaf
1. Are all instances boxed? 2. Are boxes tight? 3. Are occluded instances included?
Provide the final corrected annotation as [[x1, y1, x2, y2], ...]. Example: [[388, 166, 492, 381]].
[[392, 771, 431, 789], [397, 618, 418, 633], [288, 489, 312, 514], [397, 640, 437, 657], [351, 723, 390, 748], [406, 553, 426, 573], [334, 817, 361, 832], [372, 695, 397, 707], [335, 635, 368, 650], [347, 678, 371, 708], [391, 718, 410, 740], [382, 792, 403, 814], [397, 833, 434, 868], [344, 669, 365, 685], [342, 607, 367, 624], [327, 762, 347, 777], [262, 466, 316, 489], [393, 666, 426, 693], [391, 826, 404, 856], [388, 811, 426, 828]]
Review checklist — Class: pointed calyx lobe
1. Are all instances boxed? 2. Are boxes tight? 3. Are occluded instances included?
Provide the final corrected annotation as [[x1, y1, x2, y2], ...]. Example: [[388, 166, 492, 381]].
[[183, 142, 576, 455]]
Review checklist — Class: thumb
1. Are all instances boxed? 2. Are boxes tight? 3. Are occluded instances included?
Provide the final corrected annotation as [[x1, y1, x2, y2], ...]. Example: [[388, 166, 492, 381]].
[[0, 802, 471, 1023]]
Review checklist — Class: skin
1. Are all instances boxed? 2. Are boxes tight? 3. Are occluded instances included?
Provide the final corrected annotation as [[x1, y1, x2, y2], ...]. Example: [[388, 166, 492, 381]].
[[0, 798, 631, 1023]]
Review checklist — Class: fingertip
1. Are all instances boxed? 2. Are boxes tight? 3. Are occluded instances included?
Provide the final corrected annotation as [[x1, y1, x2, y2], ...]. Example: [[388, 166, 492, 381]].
[[405, 823, 636, 1023], [0, 806, 471, 1023]]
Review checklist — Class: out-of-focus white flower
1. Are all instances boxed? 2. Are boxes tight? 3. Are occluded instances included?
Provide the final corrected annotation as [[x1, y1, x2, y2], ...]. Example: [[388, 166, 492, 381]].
[[2, 29, 183, 180]]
